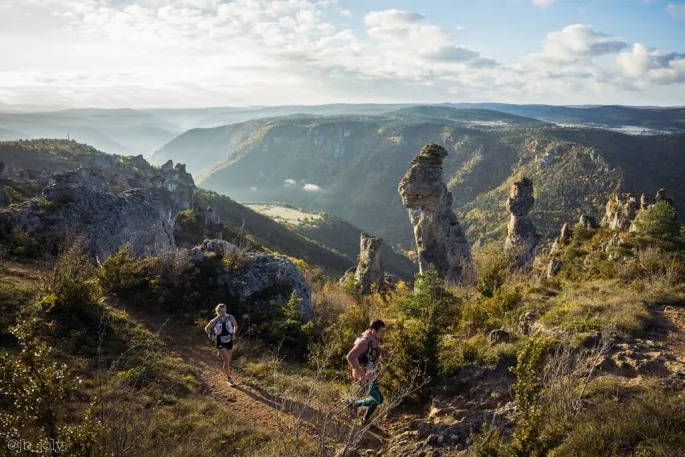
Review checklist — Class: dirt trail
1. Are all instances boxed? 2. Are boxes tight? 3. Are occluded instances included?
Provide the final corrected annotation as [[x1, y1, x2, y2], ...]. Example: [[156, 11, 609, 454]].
[[129, 310, 387, 454]]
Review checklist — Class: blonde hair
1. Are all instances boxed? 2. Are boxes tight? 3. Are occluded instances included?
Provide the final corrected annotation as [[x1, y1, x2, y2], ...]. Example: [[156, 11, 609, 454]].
[[215, 303, 227, 314]]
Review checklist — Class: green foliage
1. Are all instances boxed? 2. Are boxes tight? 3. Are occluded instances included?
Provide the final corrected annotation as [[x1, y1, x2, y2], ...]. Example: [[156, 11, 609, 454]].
[[0, 228, 42, 258], [0, 319, 95, 454], [478, 337, 561, 457], [254, 292, 315, 359], [631, 201, 682, 250], [44, 242, 102, 317], [99, 245, 231, 313], [475, 244, 515, 298], [386, 267, 458, 399]]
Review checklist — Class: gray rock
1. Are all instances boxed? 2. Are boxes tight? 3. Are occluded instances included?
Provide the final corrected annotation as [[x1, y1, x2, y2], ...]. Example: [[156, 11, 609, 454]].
[[547, 258, 562, 278], [193, 239, 239, 257], [355, 232, 385, 295], [0, 170, 175, 261], [518, 312, 538, 336], [148, 160, 195, 223], [191, 241, 312, 319], [398, 143, 472, 284], [488, 329, 511, 346], [601, 193, 639, 231], [504, 178, 538, 268], [640, 193, 653, 210]]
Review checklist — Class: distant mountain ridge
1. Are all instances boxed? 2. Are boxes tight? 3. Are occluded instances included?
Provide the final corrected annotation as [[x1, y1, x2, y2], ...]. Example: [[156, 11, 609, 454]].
[[158, 108, 685, 248]]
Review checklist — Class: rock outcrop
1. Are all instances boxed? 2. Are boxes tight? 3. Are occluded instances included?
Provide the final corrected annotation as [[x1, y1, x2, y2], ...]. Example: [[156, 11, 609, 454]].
[[354, 232, 385, 294], [655, 188, 675, 207], [0, 168, 175, 260], [190, 239, 313, 319], [504, 177, 539, 268], [398, 143, 471, 284], [640, 193, 653, 210], [601, 193, 639, 231], [148, 160, 196, 223]]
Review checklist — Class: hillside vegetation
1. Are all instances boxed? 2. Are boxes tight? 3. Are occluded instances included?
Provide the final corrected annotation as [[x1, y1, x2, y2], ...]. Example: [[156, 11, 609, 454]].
[[171, 108, 685, 247], [0, 140, 354, 276]]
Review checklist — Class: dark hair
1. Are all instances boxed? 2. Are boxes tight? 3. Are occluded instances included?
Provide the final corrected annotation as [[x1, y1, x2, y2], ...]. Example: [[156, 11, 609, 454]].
[[369, 319, 386, 331]]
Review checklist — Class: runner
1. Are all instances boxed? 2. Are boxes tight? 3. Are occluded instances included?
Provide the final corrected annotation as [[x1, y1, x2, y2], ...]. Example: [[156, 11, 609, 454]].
[[345, 319, 392, 426], [205, 303, 238, 387]]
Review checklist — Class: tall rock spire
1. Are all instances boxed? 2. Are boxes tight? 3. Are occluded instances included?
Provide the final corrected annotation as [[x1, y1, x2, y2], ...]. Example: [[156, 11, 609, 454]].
[[398, 143, 472, 284]]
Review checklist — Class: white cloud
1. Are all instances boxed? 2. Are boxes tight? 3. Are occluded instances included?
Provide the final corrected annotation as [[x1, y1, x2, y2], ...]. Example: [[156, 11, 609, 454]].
[[616, 43, 685, 85], [284, 179, 297, 187], [667, 3, 685, 18], [532, 0, 558, 8], [540, 24, 628, 62], [303, 184, 321, 192], [0, 3, 682, 107]]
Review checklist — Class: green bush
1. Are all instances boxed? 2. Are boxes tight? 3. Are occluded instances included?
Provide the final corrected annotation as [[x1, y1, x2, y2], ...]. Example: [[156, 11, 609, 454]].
[[44, 242, 102, 317], [0, 228, 42, 259], [0, 319, 96, 453], [385, 267, 459, 400], [631, 201, 681, 250]]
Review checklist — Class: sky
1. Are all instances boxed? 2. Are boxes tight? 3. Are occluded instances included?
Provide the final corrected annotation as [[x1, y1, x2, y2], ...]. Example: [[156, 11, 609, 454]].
[[0, 0, 684, 108]]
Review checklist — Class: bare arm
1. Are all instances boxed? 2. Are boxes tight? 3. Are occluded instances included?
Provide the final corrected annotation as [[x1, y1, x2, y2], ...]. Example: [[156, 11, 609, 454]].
[[204, 318, 217, 336], [346, 339, 367, 371], [229, 315, 239, 336]]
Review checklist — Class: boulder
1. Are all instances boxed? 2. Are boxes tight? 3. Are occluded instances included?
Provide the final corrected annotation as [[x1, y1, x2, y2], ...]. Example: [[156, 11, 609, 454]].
[[655, 188, 674, 207], [640, 193, 653, 210], [190, 240, 312, 319], [355, 232, 385, 294], [504, 177, 539, 268], [398, 143, 472, 284], [488, 329, 511, 346], [518, 312, 538, 336]]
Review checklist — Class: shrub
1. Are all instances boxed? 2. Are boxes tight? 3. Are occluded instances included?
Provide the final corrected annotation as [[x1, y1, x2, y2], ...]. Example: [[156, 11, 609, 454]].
[[385, 266, 459, 399], [475, 243, 515, 297], [0, 319, 96, 453], [44, 241, 102, 317], [631, 201, 681, 250], [1, 228, 42, 259]]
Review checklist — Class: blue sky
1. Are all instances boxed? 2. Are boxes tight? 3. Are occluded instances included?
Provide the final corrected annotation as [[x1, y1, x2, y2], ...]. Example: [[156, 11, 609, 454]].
[[0, 0, 683, 108]]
